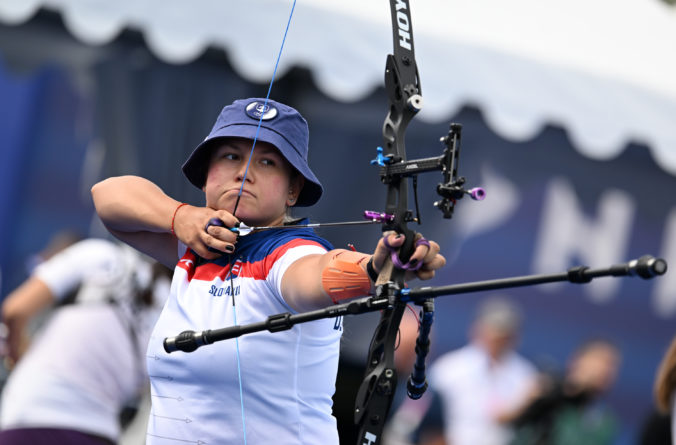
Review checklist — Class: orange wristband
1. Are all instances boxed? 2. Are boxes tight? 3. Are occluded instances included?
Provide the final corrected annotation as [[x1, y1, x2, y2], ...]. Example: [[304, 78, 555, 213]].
[[171, 203, 188, 236]]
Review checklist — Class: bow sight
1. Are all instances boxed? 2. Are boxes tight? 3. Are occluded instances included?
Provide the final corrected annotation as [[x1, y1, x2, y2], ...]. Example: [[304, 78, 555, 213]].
[[372, 122, 486, 221]]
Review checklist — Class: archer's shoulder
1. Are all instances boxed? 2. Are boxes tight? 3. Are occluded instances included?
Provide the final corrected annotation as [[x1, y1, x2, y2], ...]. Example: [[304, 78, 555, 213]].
[[265, 230, 332, 260], [260, 225, 333, 253]]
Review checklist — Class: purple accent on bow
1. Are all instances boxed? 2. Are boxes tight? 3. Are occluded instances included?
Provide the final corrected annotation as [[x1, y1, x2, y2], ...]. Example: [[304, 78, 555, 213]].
[[468, 187, 486, 201], [382, 235, 429, 271], [363, 210, 395, 223]]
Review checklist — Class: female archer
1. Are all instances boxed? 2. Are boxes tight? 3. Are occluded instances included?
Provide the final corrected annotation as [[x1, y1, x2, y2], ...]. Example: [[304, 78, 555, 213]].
[[91, 97, 445, 444]]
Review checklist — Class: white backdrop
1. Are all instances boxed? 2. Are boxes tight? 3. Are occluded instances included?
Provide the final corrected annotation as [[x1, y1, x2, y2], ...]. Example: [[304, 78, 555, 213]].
[[1, 0, 675, 173]]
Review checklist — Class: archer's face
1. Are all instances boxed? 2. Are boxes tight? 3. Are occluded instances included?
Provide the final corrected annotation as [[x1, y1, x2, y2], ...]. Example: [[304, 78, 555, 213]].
[[203, 138, 302, 226]]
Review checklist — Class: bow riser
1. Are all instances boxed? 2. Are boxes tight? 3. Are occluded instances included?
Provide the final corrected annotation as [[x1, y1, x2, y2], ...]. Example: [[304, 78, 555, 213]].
[[352, 2, 423, 444], [353, 302, 405, 432]]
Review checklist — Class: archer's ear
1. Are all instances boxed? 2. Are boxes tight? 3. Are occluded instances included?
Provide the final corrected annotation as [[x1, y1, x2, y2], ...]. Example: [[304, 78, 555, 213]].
[[287, 176, 305, 206]]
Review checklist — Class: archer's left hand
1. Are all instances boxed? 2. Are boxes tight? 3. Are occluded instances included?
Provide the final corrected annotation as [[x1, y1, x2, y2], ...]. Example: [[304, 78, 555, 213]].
[[371, 231, 446, 281]]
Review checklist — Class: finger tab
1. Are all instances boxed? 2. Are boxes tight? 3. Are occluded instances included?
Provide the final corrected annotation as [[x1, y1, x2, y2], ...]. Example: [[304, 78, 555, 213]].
[[205, 218, 225, 232]]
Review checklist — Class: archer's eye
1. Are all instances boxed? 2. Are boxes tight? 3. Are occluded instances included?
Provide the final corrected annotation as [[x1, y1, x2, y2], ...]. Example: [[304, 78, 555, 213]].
[[260, 158, 276, 167]]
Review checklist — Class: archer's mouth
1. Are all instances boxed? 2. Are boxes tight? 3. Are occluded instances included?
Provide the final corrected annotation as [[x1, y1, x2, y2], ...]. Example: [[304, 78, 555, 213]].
[[226, 188, 255, 198]]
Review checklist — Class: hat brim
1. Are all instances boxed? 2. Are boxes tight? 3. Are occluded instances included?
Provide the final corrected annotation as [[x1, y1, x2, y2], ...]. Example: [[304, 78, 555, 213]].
[[182, 123, 323, 207]]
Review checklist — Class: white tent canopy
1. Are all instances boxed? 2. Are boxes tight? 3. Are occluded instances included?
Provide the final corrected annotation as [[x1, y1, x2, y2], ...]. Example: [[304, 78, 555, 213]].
[[2, 0, 675, 174]]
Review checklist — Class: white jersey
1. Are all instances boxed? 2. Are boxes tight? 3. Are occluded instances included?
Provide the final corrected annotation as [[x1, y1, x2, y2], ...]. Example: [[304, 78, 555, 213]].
[[145, 227, 342, 445], [0, 239, 166, 441], [429, 343, 537, 445]]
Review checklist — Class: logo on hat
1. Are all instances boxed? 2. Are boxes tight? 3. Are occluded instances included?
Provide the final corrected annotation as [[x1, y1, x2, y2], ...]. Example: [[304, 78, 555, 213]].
[[245, 101, 278, 121]]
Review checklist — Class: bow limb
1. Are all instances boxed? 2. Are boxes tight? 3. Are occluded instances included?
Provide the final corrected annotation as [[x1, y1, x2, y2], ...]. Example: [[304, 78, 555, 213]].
[[378, 0, 422, 283]]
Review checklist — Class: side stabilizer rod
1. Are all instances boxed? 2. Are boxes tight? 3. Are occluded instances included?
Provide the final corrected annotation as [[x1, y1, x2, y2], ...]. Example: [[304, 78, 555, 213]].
[[164, 255, 666, 353]]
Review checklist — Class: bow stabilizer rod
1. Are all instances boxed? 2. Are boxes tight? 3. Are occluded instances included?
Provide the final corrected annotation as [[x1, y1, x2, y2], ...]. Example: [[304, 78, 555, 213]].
[[400, 255, 667, 301]]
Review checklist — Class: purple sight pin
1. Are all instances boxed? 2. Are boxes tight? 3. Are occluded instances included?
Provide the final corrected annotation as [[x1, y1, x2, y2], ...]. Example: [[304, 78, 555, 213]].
[[468, 187, 486, 201]]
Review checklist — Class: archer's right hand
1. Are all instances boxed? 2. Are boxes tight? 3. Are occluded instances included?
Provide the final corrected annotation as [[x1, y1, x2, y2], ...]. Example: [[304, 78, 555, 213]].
[[172, 205, 239, 259]]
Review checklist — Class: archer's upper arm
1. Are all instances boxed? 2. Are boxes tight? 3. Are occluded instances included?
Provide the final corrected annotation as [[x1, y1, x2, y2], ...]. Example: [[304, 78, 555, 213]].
[[280, 253, 328, 313]]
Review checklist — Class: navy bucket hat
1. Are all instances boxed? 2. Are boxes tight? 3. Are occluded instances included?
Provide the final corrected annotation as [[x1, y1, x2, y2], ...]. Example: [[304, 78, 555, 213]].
[[182, 98, 323, 207]]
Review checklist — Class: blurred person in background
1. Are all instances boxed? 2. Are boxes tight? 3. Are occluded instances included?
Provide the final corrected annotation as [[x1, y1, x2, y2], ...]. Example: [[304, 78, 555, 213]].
[[509, 339, 621, 445], [650, 333, 676, 444], [399, 296, 538, 445], [0, 230, 85, 373], [0, 235, 170, 445], [0, 230, 83, 387]]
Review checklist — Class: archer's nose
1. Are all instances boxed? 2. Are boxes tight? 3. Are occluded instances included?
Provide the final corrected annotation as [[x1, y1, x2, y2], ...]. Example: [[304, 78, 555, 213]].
[[235, 160, 253, 183]]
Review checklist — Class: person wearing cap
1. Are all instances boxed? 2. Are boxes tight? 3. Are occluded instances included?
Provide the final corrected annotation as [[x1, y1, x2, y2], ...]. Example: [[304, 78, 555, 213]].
[[406, 297, 537, 445], [91, 97, 445, 445]]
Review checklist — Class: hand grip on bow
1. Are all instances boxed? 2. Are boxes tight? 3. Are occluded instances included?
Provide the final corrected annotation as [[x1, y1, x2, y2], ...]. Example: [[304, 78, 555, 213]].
[[370, 231, 445, 285]]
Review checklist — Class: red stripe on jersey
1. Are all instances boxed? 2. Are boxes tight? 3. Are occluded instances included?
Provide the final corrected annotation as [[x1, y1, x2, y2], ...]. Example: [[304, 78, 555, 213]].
[[185, 239, 325, 282], [176, 250, 197, 281], [238, 239, 325, 280], [193, 262, 232, 281]]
